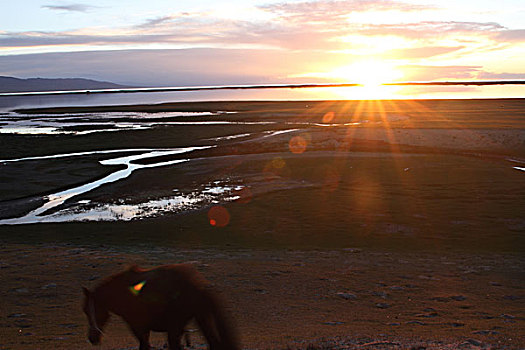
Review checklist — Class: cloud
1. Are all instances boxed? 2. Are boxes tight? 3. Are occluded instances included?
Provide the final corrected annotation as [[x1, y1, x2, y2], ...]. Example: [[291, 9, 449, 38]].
[[0, 16, 517, 53], [0, 49, 321, 86], [1, 48, 522, 89], [400, 65, 482, 81], [136, 12, 199, 29], [494, 29, 525, 42], [0, 47, 373, 87], [359, 21, 505, 39], [1, 1, 523, 59], [385, 46, 464, 59], [396, 85, 477, 95], [0, 32, 212, 48], [477, 71, 525, 80], [42, 4, 96, 12], [138, 16, 176, 28], [259, 0, 435, 22]]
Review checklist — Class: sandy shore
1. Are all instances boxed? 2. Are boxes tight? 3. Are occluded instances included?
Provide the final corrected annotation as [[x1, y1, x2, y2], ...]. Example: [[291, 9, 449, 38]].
[[1, 99, 524, 349]]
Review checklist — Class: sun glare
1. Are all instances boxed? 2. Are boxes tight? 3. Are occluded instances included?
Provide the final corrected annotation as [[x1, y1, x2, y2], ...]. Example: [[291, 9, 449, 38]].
[[331, 60, 402, 87], [328, 60, 403, 99]]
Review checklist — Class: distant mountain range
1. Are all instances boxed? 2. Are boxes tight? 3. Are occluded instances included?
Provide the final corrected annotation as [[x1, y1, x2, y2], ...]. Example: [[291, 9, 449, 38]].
[[0, 76, 128, 93]]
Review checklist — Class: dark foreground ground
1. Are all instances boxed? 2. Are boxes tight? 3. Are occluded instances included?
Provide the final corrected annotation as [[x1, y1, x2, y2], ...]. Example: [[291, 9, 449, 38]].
[[0, 99, 524, 349], [1, 242, 523, 349]]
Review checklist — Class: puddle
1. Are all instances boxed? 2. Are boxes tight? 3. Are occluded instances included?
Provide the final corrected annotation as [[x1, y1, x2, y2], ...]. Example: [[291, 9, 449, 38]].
[[208, 133, 252, 141], [1, 181, 245, 224], [0, 148, 164, 163], [202, 184, 244, 194], [36, 195, 203, 223], [0, 147, 211, 225], [312, 121, 366, 127], [159, 121, 275, 125], [0, 126, 64, 135], [508, 159, 525, 173], [0, 110, 371, 136], [0, 120, 273, 135], [508, 158, 525, 165], [0, 111, 244, 135], [4, 111, 221, 120], [263, 129, 300, 138]]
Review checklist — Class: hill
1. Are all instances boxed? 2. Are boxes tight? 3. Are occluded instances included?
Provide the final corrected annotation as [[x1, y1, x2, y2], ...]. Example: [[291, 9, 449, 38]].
[[0, 76, 127, 93]]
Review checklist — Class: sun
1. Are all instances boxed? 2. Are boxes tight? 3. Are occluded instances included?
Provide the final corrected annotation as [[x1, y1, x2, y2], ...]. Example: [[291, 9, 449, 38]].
[[291, 60, 405, 99], [331, 60, 403, 87], [328, 60, 403, 99]]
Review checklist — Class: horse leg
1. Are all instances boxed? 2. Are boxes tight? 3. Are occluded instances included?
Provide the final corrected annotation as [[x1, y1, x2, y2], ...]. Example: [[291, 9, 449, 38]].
[[184, 330, 192, 348], [167, 327, 184, 350], [195, 313, 221, 349], [167, 315, 191, 350], [131, 328, 151, 350]]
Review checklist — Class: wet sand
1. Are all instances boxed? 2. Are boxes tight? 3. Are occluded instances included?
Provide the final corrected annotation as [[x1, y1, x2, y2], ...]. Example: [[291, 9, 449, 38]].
[[0, 99, 524, 349]]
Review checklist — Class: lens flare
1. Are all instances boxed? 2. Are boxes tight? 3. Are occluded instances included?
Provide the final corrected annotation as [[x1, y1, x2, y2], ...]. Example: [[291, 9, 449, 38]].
[[272, 157, 286, 169], [129, 280, 146, 296], [322, 111, 335, 123], [208, 205, 230, 227], [289, 136, 307, 154]]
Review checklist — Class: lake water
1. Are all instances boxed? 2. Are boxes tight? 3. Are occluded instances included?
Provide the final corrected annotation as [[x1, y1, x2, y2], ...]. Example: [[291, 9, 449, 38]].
[[2, 88, 332, 111], [1, 83, 524, 111]]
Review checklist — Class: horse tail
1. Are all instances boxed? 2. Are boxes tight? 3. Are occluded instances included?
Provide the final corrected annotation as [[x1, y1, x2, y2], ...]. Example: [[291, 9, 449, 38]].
[[197, 287, 240, 350]]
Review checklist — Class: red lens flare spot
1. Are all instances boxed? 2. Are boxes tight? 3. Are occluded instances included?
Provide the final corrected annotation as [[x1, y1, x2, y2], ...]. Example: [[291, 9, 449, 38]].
[[207, 206, 230, 227], [322, 111, 335, 123], [289, 136, 307, 154]]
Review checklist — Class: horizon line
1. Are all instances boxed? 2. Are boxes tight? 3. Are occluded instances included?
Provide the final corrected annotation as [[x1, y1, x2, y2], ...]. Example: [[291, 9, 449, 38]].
[[1, 80, 524, 97]]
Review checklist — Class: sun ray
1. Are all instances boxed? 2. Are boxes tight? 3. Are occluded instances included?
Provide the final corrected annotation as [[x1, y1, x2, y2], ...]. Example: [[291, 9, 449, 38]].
[[327, 60, 404, 100]]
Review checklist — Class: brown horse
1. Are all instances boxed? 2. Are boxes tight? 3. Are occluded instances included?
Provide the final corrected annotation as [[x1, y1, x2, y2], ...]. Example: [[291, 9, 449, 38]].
[[82, 264, 239, 350]]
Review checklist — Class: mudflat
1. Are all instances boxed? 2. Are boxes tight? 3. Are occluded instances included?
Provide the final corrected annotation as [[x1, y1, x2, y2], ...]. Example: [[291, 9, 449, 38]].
[[0, 99, 524, 349]]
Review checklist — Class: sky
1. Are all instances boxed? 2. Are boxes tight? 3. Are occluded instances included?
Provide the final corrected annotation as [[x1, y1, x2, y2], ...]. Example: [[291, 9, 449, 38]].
[[1, 0, 525, 98]]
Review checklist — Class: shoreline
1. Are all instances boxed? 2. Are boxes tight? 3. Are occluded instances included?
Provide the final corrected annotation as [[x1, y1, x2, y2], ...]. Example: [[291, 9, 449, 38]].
[[11, 97, 525, 114]]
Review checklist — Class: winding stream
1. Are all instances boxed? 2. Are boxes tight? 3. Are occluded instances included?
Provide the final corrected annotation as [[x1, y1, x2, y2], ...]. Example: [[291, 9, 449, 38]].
[[0, 147, 210, 225]]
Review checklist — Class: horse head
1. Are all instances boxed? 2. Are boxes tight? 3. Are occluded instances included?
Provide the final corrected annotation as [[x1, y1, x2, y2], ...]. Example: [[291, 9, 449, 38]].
[[82, 287, 109, 345]]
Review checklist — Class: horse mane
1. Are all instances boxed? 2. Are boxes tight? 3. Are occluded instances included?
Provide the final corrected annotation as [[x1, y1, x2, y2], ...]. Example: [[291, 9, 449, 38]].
[[93, 264, 206, 293], [127, 264, 144, 273], [93, 265, 143, 294]]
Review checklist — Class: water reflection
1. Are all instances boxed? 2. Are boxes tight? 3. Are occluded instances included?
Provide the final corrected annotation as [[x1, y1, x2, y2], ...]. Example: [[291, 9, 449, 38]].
[[0, 148, 160, 163], [203, 183, 244, 195], [39, 196, 202, 223], [262, 129, 300, 138], [0, 181, 245, 224], [0, 147, 210, 225], [0, 111, 249, 135], [208, 133, 251, 141]]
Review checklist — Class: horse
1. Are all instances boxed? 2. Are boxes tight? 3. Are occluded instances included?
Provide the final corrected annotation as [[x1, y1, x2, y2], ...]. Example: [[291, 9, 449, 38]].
[[82, 264, 239, 350]]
